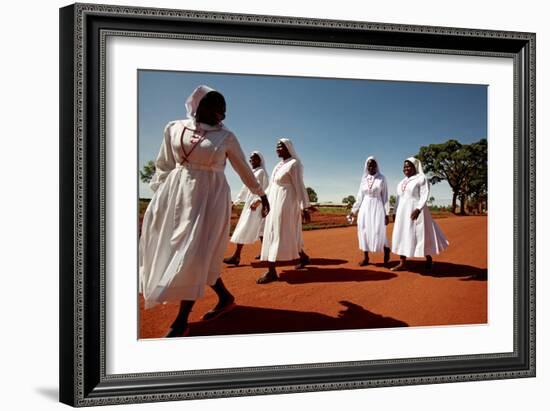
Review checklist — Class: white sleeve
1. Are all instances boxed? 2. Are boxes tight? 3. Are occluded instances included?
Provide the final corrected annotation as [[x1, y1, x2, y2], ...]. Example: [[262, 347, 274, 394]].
[[351, 185, 364, 215], [226, 133, 265, 197], [417, 175, 430, 210], [149, 122, 177, 192], [381, 176, 389, 215], [290, 161, 311, 209]]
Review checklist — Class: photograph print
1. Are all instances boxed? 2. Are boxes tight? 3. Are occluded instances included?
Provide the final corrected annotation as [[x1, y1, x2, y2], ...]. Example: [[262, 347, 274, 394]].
[[137, 70, 488, 339]]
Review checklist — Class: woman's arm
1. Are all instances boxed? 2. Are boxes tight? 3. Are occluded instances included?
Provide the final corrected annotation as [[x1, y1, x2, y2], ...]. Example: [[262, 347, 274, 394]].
[[350, 185, 364, 216], [289, 161, 311, 210], [226, 134, 265, 197]]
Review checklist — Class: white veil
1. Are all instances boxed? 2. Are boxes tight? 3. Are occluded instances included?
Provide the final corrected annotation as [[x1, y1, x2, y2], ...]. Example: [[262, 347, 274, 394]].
[[185, 85, 215, 119], [251, 150, 267, 174], [360, 156, 381, 189], [279, 138, 303, 170], [405, 156, 424, 175]]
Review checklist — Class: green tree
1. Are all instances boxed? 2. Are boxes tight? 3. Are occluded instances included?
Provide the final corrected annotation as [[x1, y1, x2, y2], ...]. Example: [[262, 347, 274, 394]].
[[342, 195, 356, 208], [428, 196, 435, 206], [306, 187, 318, 203], [389, 195, 397, 209], [461, 139, 488, 213], [417, 139, 487, 215], [139, 160, 156, 184]]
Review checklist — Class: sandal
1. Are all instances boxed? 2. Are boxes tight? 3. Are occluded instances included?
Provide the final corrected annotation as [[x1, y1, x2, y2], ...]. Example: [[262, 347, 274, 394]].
[[201, 301, 237, 322]]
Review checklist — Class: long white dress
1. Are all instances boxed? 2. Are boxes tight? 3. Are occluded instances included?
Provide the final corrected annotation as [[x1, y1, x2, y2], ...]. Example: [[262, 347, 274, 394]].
[[391, 174, 449, 257], [230, 167, 269, 244], [351, 174, 389, 252], [139, 118, 265, 308], [260, 158, 310, 262]]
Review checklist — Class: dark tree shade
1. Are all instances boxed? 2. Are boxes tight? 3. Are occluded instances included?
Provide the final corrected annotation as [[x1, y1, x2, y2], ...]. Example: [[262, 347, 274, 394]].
[[306, 187, 318, 203]]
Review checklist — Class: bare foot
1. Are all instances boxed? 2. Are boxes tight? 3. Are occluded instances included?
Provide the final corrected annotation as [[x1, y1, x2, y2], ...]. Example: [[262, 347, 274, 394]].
[[358, 259, 369, 267]]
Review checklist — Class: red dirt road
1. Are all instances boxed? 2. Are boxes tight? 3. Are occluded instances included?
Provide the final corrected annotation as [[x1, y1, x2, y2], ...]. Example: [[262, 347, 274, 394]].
[[140, 216, 487, 338]]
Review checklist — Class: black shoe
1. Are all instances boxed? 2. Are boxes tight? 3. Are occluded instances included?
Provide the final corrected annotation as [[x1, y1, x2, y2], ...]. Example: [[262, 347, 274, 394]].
[[165, 324, 190, 338], [295, 256, 310, 269], [223, 255, 240, 266], [256, 271, 278, 284]]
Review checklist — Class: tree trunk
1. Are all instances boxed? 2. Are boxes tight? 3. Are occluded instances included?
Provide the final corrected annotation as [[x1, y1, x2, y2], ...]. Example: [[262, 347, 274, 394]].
[[452, 191, 458, 214], [459, 195, 466, 215]]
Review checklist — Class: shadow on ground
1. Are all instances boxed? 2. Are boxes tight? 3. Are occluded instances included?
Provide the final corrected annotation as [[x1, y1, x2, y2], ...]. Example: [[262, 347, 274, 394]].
[[394, 260, 487, 281], [188, 300, 408, 337], [278, 266, 397, 284], [250, 257, 348, 269]]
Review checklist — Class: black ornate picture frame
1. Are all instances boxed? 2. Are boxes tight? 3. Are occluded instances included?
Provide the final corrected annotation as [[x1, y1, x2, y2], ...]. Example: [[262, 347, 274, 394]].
[[59, 3, 535, 407]]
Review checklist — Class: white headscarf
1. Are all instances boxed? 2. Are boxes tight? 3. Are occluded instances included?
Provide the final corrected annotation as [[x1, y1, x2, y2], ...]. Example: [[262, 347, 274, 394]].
[[251, 150, 267, 174], [185, 85, 215, 119], [360, 156, 381, 189], [405, 156, 424, 175], [279, 138, 302, 168]]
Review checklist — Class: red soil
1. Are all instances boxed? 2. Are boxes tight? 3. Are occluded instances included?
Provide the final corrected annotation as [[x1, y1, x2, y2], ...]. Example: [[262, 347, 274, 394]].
[[140, 216, 487, 338]]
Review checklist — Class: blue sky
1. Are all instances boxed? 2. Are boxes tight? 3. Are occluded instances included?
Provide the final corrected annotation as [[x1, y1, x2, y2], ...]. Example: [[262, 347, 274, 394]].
[[138, 70, 487, 205]]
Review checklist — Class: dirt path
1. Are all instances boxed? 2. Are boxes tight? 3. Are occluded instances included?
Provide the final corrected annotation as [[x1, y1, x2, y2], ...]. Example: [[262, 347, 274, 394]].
[[140, 216, 487, 338]]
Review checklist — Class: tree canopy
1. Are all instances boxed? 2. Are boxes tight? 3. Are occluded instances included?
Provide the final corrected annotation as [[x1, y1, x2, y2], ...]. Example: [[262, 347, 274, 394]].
[[139, 160, 156, 184], [342, 195, 356, 208]]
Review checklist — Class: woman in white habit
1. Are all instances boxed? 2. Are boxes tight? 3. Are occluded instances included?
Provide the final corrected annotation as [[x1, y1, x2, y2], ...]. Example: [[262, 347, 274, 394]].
[[391, 157, 449, 271], [223, 151, 270, 265], [257, 138, 312, 284], [348, 156, 391, 266], [139, 85, 270, 337]]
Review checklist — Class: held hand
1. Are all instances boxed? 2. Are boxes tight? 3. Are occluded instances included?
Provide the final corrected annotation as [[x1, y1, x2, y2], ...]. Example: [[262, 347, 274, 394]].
[[260, 195, 270, 218], [410, 209, 421, 221], [385, 215, 389, 226], [250, 200, 261, 210]]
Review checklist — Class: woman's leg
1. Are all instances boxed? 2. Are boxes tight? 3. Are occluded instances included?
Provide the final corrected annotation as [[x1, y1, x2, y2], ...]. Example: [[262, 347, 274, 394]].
[[201, 278, 236, 321], [166, 300, 195, 337], [223, 244, 243, 265], [359, 251, 369, 266], [255, 237, 263, 260], [383, 247, 391, 265], [425, 255, 433, 269], [295, 249, 310, 269], [391, 255, 407, 271], [257, 261, 278, 284]]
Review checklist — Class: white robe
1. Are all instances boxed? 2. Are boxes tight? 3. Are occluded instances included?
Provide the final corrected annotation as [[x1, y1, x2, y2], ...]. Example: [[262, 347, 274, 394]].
[[391, 174, 449, 257], [260, 158, 310, 262], [351, 174, 389, 252], [230, 168, 269, 244], [139, 119, 265, 308]]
